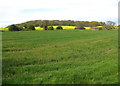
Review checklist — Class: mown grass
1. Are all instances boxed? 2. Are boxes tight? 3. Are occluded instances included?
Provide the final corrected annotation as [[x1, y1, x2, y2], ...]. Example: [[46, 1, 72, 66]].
[[2, 30, 118, 84]]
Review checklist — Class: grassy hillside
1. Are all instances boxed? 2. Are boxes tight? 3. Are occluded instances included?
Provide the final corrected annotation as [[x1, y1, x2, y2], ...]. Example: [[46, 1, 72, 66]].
[[2, 30, 118, 84]]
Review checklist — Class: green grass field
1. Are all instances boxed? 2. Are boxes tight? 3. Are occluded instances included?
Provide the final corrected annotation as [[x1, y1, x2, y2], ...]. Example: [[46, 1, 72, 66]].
[[2, 30, 118, 84]]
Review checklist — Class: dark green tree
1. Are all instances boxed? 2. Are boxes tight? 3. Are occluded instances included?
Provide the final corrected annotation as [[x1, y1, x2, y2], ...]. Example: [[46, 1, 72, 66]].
[[48, 26, 54, 30], [28, 25, 35, 30], [56, 26, 63, 30], [43, 20, 49, 30], [8, 24, 21, 31], [39, 24, 43, 27]]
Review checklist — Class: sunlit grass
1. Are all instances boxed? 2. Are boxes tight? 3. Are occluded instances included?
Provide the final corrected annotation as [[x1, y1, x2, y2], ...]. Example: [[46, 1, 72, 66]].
[[2, 30, 118, 84]]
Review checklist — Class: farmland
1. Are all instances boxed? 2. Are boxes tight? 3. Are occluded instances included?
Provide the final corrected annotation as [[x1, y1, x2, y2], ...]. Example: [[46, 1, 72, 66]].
[[2, 29, 118, 84], [0, 25, 118, 31]]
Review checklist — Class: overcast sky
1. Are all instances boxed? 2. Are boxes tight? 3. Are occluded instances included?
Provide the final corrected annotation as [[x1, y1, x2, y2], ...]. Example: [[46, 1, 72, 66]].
[[0, 0, 119, 27]]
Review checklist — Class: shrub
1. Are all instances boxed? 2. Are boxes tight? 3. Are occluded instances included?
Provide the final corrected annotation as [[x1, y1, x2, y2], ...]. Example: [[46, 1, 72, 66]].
[[28, 25, 35, 30], [48, 26, 54, 30], [79, 27, 85, 29], [39, 24, 43, 28], [43, 20, 49, 30], [8, 25, 21, 31], [91, 27, 99, 30], [75, 27, 85, 30], [22, 28, 29, 31], [75, 22, 85, 29], [44, 26, 48, 30], [102, 25, 115, 30], [56, 26, 63, 30], [98, 27, 102, 30], [24, 25, 27, 29]]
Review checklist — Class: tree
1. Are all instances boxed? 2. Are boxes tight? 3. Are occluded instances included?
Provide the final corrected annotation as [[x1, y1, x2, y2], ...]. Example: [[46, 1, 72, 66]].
[[75, 21, 85, 29], [48, 26, 54, 30], [39, 24, 43, 27], [43, 20, 49, 30], [24, 25, 27, 29], [28, 25, 35, 30], [9, 20, 106, 28], [99, 22, 106, 26], [102, 25, 115, 30], [102, 21, 116, 30], [56, 26, 63, 30], [8, 24, 21, 31], [106, 21, 116, 25]]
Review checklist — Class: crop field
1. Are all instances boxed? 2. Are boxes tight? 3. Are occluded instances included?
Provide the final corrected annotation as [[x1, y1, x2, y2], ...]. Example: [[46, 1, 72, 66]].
[[0, 28, 8, 31], [0, 25, 118, 31], [2, 30, 118, 84]]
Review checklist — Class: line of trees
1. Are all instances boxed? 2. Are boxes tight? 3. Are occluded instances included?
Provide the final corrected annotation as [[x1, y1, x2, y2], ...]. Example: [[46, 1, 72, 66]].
[[8, 24, 35, 31], [8, 20, 116, 31], [15, 20, 106, 28]]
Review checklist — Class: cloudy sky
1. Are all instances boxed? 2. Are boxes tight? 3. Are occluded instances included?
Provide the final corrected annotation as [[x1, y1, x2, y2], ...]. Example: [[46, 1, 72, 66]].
[[0, 0, 119, 27]]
